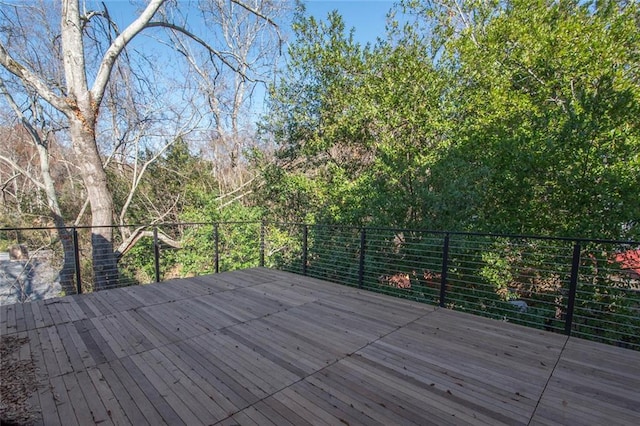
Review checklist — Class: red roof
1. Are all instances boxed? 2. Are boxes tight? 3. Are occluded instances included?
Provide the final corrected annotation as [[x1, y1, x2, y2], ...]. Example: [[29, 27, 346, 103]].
[[614, 250, 640, 275]]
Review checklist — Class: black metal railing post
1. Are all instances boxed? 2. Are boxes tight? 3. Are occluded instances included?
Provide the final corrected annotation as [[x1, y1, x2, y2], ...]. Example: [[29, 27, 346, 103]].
[[214, 223, 219, 274], [153, 227, 161, 283], [358, 227, 366, 289], [302, 224, 308, 276], [439, 233, 450, 307], [564, 241, 581, 335], [72, 227, 82, 294], [259, 221, 265, 267]]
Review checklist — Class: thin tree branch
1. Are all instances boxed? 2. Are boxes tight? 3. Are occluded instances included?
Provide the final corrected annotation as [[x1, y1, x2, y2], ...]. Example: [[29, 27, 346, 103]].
[[91, 0, 165, 108], [0, 44, 70, 113], [0, 155, 46, 192], [145, 21, 258, 81], [229, 0, 283, 53], [0, 78, 44, 147]]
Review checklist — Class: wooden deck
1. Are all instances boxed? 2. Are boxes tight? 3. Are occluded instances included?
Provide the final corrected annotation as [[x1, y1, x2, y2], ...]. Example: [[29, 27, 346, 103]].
[[1, 267, 639, 425]]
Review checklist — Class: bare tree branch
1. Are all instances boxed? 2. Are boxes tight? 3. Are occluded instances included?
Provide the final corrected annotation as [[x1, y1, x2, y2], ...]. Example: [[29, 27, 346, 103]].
[[229, 0, 283, 52], [145, 21, 258, 81], [0, 154, 46, 192], [115, 227, 182, 260], [0, 44, 70, 113], [91, 0, 165, 107]]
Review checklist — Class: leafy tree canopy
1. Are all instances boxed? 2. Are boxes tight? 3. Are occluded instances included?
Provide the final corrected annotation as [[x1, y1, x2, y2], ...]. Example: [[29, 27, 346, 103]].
[[260, 0, 640, 240]]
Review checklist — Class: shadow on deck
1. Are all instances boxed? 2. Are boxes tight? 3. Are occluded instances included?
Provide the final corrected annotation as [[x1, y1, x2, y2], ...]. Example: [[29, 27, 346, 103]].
[[1, 268, 639, 425]]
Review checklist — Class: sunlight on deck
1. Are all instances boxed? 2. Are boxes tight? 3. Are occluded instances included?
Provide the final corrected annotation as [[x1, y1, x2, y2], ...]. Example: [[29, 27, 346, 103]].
[[1, 268, 639, 425]]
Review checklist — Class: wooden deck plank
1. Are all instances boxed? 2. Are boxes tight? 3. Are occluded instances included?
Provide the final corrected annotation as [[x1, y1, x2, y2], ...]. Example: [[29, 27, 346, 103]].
[[76, 294, 104, 318], [53, 299, 78, 324], [97, 361, 154, 426], [356, 342, 537, 422], [129, 351, 203, 425], [4, 302, 16, 334], [253, 393, 315, 426], [47, 323, 74, 376], [35, 326, 62, 378], [99, 286, 143, 313], [370, 334, 549, 399], [94, 314, 132, 359], [91, 292, 123, 316], [302, 374, 391, 426], [22, 302, 37, 331], [119, 308, 174, 347], [531, 337, 640, 426], [3, 268, 639, 425], [157, 344, 239, 417], [116, 357, 185, 425], [85, 366, 132, 426], [261, 314, 356, 362], [173, 298, 231, 330], [107, 312, 154, 356], [118, 285, 166, 308], [164, 339, 254, 411], [69, 295, 97, 319], [113, 310, 159, 351], [266, 306, 374, 353], [145, 300, 212, 339], [145, 347, 230, 422], [54, 322, 85, 372], [196, 331, 297, 395], [131, 306, 181, 344], [30, 300, 46, 329], [221, 324, 320, 377], [309, 366, 444, 426], [272, 386, 343, 426], [49, 374, 80, 426], [61, 372, 99, 425], [187, 333, 272, 400], [35, 378, 62, 426], [72, 318, 117, 365], [186, 273, 244, 292], [340, 353, 515, 425], [14, 301, 26, 333], [0, 304, 8, 335], [242, 400, 296, 426], [44, 299, 64, 325], [37, 299, 55, 328], [287, 379, 384, 426]]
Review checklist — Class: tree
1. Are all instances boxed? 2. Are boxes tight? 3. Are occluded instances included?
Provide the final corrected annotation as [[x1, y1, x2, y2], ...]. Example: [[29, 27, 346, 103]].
[[1, 0, 281, 288], [262, 1, 639, 240], [259, 7, 454, 228], [171, 0, 287, 191], [422, 0, 640, 238], [0, 79, 76, 292]]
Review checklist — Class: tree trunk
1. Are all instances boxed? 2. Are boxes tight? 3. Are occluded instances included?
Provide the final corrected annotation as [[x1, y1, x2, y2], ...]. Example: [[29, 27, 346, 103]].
[[69, 117, 118, 290], [35, 143, 76, 293]]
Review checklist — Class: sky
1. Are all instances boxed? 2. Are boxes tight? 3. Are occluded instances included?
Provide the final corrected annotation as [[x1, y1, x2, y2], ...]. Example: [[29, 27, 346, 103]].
[[93, 0, 397, 123], [303, 0, 395, 44], [103, 1, 395, 45]]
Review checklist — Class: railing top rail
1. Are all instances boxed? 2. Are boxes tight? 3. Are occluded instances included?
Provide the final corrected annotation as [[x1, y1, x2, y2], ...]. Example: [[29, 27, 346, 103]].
[[0, 220, 260, 233], [265, 222, 640, 247], [2, 221, 639, 247]]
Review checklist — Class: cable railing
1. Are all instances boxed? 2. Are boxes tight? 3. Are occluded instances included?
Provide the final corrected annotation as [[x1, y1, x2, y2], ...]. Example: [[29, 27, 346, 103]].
[[1, 222, 639, 350]]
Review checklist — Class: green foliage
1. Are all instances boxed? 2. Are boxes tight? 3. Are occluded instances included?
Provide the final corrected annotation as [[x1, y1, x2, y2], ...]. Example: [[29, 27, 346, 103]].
[[109, 138, 219, 224], [481, 249, 517, 301], [261, 0, 640, 239], [118, 237, 156, 284], [179, 201, 263, 274], [438, 0, 640, 238]]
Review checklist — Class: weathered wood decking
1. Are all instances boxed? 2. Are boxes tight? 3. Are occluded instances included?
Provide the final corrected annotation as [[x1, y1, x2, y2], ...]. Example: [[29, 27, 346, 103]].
[[1, 267, 639, 425]]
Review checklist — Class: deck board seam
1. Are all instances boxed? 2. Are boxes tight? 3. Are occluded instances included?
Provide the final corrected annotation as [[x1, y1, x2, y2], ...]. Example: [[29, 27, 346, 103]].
[[212, 301, 440, 425], [527, 334, 570, 425]]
